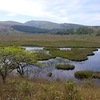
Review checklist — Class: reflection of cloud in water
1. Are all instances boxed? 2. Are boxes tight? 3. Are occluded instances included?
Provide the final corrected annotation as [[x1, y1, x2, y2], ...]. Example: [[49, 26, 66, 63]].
[[59, 48, 71, 50], [18, 47, 100, 84], [22, 46, 44, 51], [36, 49, 100, 83]]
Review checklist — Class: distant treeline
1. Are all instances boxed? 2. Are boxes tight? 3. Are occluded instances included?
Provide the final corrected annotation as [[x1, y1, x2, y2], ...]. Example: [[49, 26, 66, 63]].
[[12, 25, 49, 33], [51, 27, 94, 35], [12, 25, 100, 35]]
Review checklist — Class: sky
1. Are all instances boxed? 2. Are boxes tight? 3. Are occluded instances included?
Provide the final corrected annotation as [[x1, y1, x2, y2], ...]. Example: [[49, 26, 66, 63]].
[[0, 0, 100, 25]]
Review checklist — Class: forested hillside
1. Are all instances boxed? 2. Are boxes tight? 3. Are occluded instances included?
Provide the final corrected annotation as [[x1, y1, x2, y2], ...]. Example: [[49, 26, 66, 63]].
[[0, 20, 100, 35]]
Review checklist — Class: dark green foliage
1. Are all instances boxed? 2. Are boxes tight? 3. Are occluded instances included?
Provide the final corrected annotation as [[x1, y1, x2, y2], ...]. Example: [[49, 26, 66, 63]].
[[36, 51, 53, 60], [49, 48, 95, 61], [0, 46, 37, 82], [56, 64, 75, 70], [12, 25, 49, 33], [96, 30, 100, 36], [92, 72, 100, 79], [47, 72, 52, 77], [53, 29, 75, 35], [75, 71, 100, 79], [75, 71, 93, 79], [52, 27, 94, 35], [75, 27, 94, 35]]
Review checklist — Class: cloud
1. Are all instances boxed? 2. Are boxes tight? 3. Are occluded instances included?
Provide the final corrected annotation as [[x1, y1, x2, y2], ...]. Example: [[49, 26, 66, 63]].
[[0, 0, 45, 16], [0, 0, 100, 25], [7, 13, 17, 16]]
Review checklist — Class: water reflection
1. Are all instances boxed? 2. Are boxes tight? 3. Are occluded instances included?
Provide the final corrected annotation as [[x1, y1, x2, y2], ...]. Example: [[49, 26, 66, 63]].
[[22, 46, 100, 84], [22, 46, 44, 51], [59, 48, 71, 50]]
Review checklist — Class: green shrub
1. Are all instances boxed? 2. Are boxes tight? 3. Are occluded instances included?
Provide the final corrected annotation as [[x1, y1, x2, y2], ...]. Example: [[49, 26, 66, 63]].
[[64, 79, 82, 100], [44, 47, 58, 50], [56, 64, 75, 70], [36, 51, 53, 60], [49, 48, 96, 61], [93, 72, 100, 79], [47, 72, 52, 77], [75, 71, 100, 80], [74, 71, 93, 79]]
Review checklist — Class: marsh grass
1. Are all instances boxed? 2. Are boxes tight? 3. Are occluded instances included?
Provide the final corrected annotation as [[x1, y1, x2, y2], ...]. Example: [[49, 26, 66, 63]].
[[75, 71, 100, 79], [49, 48, 96, 61], [56, 64, 75, 70], [0, 76, 100, 100], [75, 71, 93, 79], [36, 51, 53, 60], [0, 34, 100, 99], [0, 34, 100, 47]]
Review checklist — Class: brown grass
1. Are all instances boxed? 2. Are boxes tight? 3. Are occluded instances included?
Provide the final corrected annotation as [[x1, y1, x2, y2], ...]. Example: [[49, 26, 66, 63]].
[[0, 34, 100, 47], [0, 75, 100, 100]]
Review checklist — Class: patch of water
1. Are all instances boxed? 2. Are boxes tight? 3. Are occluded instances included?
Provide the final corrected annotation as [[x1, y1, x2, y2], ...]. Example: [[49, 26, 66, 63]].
[[22, 46, 44, 51], [37, 49, 100, 83], [59, 48, 71, 50], [21, 46, 100, 84]]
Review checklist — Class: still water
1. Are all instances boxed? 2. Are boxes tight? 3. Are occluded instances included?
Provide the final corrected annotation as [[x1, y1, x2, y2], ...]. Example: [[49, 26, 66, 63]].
[[23, 47, 100, 83]]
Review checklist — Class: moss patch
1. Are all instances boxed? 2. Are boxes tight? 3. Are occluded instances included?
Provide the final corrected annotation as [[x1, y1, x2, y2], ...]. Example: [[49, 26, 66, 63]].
[[49, 48, 96, 61], [56, 64, 75, 70], [75, 71, 100, 79], [36, 51, 53, 60]]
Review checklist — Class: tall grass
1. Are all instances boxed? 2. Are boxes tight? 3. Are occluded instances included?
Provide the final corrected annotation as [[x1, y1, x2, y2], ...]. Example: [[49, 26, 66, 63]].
[[0, 34, 100, 47], [0, 76, 100, 100], [49, 48, 96, 61], [56, 64, 75, 70], [75, 71, 100, 79]]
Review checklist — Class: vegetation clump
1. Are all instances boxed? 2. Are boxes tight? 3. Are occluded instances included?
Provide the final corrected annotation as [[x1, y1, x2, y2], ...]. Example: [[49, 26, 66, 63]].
[[75, 71, 93, 79], [0, 77, 100, 100], [44, 47, 59, 50], [0, 34, 100, 47], [47, 72, 52, 77], [56, 64, 75, 70], [36, 51, 53, 60], [0, 46, 37, 82], [0, 77, 78, 100], [92, 72, 100, 79], [51, 27, 94, 35], [64, 79, 81, 100], [75, 71, 100, 79], [49, 48, 96, 61]]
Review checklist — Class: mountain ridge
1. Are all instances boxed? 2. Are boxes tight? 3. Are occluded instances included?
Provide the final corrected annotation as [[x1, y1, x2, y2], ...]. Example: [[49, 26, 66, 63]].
[[0, 20, 100, 35]]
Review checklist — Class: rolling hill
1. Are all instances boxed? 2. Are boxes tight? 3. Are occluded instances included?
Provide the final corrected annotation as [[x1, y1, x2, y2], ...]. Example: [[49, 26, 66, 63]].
[[24, 20, 82, 30], [0, 20, 100, 35]]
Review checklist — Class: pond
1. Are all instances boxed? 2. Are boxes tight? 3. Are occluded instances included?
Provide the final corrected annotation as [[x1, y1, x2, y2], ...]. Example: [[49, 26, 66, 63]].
[[22, 46, 49, 54], [22, 46, 44, 51], [22, 46, 100, 84]]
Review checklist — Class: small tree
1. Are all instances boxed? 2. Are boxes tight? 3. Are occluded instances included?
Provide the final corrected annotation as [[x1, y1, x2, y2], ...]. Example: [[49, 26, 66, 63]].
[[12, 47, 37, 77], [0, 46, 37, 83], [0, 47, 15, 83]]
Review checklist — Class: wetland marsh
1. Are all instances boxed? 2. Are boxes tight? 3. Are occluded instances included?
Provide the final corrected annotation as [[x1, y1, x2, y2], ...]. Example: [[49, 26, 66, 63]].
[[22, 46, 100, 84]]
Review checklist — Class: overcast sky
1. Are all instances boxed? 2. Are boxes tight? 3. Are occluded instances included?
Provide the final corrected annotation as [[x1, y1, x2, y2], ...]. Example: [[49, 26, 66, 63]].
[[0, 0, 100, 25]]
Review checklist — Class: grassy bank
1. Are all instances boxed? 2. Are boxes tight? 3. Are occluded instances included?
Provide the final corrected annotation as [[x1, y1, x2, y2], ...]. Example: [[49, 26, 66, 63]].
[[0, 76, 100, 100], [0, 34, 100, 47], [75, 71, 100, 79], [36, 51, 53, 60], [48, 48, 96, 61], [56, 64, 75, 70]]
